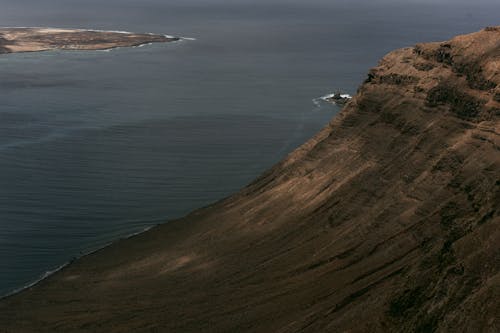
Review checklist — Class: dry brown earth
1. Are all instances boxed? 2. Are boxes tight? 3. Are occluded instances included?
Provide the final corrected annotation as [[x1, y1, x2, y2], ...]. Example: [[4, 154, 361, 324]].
[[0, 27, 498, 332]]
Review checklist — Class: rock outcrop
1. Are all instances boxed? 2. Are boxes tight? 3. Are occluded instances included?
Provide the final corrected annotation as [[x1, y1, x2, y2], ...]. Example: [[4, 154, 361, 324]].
[[0, 27, 498, 332]]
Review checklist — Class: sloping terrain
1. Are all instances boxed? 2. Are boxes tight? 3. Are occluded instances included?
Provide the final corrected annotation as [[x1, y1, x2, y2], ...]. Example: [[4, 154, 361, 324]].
[[0, 27, 498, 332]]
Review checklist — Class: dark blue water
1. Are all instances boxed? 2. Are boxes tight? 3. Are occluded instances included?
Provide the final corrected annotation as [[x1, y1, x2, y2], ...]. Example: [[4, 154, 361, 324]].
[[1, 0, 499, 296]]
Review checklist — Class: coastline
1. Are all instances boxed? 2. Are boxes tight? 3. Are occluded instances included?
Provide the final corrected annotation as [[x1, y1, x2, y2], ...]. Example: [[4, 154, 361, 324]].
[[0, 224, 159, 300], [0, 27, 189, 299], [0, 27, 498, 332], [0, 27, 180, 54]]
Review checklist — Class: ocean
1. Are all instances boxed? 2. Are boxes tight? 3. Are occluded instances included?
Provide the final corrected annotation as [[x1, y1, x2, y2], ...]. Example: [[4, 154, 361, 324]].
[[0, 0, 498, 296]]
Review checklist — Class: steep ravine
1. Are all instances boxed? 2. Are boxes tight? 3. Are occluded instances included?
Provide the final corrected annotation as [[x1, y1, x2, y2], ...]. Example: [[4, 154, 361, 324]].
[[0, 27, 499, 332]]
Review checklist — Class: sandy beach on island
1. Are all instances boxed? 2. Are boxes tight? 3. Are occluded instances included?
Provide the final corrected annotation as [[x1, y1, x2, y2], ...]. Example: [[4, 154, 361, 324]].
[[0, 27, 179, 54]]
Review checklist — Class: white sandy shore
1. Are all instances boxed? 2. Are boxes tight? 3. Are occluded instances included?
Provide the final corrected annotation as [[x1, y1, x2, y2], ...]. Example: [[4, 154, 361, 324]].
[[0, 27, 180, 54]]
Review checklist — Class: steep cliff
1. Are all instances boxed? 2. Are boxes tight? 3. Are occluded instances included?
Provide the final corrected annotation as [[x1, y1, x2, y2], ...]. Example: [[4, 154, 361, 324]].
[[1, 27, 499, 333]]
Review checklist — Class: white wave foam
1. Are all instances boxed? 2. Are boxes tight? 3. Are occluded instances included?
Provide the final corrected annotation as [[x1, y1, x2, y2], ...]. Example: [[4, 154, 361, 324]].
[[1, 263, 69, 299], [134, 43, 153, 48], [0, 224, 158, 299], [312, 97, 322, 107], [320, 93, 352, 101]]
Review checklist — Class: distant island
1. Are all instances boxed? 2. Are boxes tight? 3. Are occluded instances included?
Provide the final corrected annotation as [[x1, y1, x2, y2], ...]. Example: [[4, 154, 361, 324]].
[[0, 27, 179, 54]]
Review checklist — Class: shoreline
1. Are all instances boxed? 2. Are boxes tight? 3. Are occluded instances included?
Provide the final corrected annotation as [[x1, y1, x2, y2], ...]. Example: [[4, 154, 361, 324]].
[[0, 27, 497, 333], [0, 27, 188, 299], [0, 224, 158, 300], [0, 27, 180, 54]]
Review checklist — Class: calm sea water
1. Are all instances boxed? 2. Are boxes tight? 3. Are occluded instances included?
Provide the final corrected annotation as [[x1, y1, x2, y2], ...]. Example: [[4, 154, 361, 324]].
[[0, 0, 498, 296]]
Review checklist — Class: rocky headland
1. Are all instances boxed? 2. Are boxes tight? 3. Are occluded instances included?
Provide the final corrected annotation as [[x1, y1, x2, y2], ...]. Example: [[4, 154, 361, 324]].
[[0, 27, 498, 332], [0, 28, 178, 54]]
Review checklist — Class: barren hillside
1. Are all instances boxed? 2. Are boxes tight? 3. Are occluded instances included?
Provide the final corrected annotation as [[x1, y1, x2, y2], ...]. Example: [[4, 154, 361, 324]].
[[1, 27, 498, 332]]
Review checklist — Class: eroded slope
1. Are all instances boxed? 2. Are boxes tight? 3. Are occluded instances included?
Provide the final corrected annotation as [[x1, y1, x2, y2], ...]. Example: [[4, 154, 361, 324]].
[[0, 27, 498, 333]]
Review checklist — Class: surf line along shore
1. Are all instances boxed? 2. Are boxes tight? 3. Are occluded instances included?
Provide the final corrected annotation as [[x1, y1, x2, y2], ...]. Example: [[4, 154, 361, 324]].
[[0, 27, 180, 54]]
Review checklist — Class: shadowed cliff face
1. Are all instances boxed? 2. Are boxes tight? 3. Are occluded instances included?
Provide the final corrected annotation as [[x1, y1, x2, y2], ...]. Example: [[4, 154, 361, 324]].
[[0, 28, 499, 333]]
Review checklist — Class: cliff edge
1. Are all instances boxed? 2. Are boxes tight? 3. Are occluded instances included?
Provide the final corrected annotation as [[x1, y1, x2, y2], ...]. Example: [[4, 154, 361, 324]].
[[0, 27, 498, 332]]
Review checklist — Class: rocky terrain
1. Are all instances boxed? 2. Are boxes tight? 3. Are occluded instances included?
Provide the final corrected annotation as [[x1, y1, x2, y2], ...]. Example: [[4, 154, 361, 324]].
[[0, 28, 178, 53], [0, 27, 498, 332]]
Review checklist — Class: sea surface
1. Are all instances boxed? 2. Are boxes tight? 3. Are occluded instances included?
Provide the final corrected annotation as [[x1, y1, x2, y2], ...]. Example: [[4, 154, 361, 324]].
[[0, 0, 499, 296]]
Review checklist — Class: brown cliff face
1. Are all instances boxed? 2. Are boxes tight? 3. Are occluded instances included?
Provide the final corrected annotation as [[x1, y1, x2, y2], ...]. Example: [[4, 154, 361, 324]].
[[0, 28, 499, 333]]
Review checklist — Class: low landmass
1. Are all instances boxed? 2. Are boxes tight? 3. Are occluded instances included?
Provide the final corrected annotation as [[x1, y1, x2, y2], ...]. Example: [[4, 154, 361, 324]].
[[0, 27, 498, 332], [0, 28, 179, 54]]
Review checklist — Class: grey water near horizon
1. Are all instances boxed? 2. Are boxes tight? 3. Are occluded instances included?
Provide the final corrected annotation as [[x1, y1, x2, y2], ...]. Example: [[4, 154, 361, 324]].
[[0, 0, 499, 296]]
